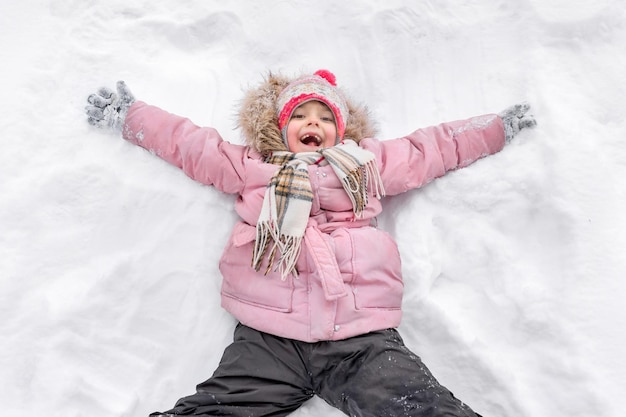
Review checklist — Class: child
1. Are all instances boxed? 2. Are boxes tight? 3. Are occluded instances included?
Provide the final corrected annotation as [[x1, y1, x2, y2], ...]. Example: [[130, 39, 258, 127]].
[[86, 70, 536, 417]]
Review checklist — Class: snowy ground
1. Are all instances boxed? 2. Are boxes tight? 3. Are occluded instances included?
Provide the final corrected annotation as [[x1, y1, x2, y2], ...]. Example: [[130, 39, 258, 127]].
[[1, 1, 625, 416]]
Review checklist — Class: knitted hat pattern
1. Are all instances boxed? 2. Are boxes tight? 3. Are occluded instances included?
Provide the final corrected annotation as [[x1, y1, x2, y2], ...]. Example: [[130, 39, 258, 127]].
[[276, 69, 349, 142]]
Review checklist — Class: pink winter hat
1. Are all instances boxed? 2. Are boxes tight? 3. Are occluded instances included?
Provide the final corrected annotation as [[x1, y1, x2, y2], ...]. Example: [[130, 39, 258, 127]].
[[276, 69, 349, 141]]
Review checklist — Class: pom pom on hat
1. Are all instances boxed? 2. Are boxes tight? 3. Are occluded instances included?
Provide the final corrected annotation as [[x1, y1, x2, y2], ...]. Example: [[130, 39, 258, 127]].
[[276, 69, 348, 142], [314, 69, 336, 86]]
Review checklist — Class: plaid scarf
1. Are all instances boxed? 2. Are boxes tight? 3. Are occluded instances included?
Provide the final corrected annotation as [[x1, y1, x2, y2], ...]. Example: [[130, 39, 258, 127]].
[[252, 140, 385, 279]]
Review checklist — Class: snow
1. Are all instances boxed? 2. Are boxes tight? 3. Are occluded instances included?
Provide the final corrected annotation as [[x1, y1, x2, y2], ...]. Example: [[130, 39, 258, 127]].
[[1, 0, 625, 416]]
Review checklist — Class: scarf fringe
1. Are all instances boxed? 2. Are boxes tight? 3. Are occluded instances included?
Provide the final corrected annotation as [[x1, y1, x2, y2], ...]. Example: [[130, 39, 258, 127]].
[[365, 159, 385, 200], [252, 222, 302, 280], [341, 160, 386, 217], [275, 235, 302, 280], [252, 220, 275, 272]]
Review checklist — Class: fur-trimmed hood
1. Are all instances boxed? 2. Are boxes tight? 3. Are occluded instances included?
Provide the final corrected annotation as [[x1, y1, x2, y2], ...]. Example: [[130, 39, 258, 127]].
[[237, 71, 377, 157]]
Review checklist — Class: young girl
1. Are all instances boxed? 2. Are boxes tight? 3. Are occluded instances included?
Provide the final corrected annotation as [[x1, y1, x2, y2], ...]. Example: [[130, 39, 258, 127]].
[[86, 69, 536, 417]]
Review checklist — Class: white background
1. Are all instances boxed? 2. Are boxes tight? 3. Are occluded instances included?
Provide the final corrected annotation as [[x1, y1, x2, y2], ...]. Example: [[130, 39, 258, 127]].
[[1, 1, 625, 416]]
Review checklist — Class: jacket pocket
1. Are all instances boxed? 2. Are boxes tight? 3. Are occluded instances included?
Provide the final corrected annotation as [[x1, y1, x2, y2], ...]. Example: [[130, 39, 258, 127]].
[[219, 222, 294, 313], [336, 227, 404, 310]]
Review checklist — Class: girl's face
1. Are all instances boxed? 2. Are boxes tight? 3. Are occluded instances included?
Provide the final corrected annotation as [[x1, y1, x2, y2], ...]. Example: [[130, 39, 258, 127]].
[[285, 100, 338, 153]]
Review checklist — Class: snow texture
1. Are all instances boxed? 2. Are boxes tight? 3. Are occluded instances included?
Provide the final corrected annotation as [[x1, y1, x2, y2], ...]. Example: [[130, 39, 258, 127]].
[[1, 1, 625, 416]]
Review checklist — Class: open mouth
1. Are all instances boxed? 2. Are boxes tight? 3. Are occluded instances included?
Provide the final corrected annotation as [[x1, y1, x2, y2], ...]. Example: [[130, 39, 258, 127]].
[[300, 134, 322, 147]]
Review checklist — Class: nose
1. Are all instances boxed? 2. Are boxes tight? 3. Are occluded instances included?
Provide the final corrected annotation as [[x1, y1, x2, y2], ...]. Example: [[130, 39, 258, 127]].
[[307, 116, 320, 126]]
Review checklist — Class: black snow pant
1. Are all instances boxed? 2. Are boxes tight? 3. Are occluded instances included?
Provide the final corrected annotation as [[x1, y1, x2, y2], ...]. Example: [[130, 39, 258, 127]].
[[150, 324, 481, 417]]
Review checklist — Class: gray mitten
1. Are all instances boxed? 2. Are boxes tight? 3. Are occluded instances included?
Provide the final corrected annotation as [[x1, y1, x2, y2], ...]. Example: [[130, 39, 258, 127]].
[[85, 81, 135, 131], [499, 103, 537, 143]]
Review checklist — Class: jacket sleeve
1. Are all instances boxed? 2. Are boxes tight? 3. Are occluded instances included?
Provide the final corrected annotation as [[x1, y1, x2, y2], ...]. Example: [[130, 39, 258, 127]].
[[122, 101, 248, 195], [360, 114, 506, 196]]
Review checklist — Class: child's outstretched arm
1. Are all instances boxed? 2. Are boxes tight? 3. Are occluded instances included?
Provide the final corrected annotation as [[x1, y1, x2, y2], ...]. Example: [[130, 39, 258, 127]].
[[362, 104, 537, 195], [84, 81, 249, 195]]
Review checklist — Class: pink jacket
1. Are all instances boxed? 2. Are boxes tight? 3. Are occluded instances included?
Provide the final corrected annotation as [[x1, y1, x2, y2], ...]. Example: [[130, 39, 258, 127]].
[[123, 101, 505, 342]]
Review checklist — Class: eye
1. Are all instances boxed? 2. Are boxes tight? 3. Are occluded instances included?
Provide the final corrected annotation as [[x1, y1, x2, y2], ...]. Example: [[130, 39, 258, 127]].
[[322, 116, 334, 122], [291, 113, 305, 119]]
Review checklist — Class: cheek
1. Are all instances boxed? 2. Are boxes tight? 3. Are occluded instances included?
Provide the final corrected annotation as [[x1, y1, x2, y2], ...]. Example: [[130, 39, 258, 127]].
[[285, 123, 300, 150], [324, 125, 338, 144]]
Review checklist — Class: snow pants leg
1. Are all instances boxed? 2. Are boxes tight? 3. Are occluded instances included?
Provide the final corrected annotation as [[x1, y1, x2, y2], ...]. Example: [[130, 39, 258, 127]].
[[150, 323, 316, 417], [312, 328, 481, 417], [150, 324, 481, 417]]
